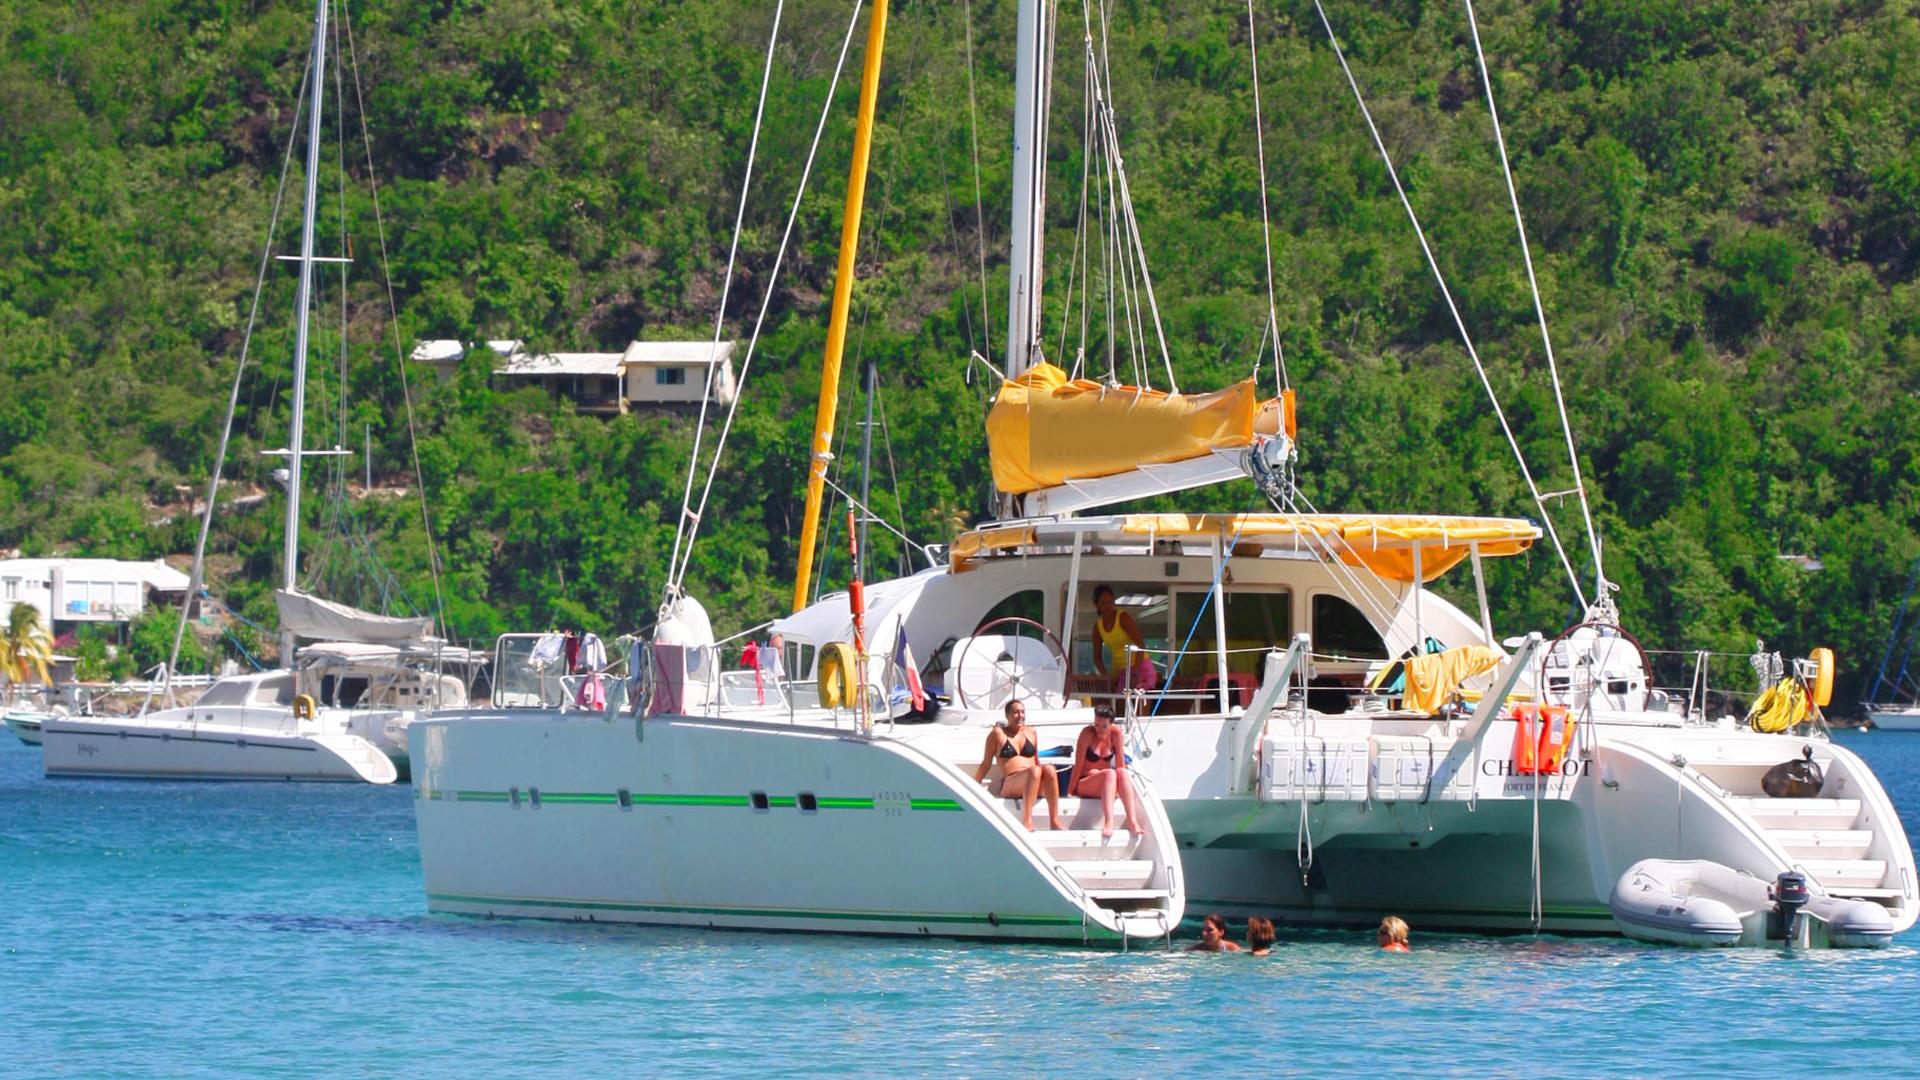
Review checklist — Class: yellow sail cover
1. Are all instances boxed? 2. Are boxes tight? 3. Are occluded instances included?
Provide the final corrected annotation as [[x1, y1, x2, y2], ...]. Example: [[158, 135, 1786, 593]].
[[986, 363, 1286, 495]]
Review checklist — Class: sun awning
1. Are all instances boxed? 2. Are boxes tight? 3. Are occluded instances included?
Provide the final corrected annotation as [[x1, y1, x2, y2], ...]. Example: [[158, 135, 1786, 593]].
[[950, 512, 1540, 584], [274, 589, 434, 644], [984, 363, 1291, 495]]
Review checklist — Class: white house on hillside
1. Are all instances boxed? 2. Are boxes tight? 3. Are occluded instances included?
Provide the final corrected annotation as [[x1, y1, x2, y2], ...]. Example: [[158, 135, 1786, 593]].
[[0, 558, 192, 631], [412, 339, 737, 414]]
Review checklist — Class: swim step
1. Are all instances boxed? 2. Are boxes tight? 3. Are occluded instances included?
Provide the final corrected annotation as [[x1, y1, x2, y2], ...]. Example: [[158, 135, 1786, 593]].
[[1033, 829, 1141, 860], [1798, 858, 1888, 889], [1771, 829, 1874, 860], [1091, 889, 1174, 913], [1824, 886, 1904, 902], [1725, 797, 1861, 831], [1065, 859, 1155, 890]]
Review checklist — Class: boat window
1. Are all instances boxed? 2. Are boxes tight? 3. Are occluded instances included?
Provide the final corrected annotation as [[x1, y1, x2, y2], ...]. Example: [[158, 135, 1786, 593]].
[[1312, 594, 1387, 660], [333, 676, 369, 708], [196, 679, 251, 707], [978, 588, 1045, 631], [1172, 590, 1292, 676], [251, 675, 296, 706], [491, 634, 568, 708], [1070, 585, 1169, 677], [784, 640, 815, 680]]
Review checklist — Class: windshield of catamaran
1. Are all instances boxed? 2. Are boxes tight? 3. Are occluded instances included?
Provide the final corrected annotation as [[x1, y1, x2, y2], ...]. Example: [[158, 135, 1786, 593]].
[[491, 634, 567, 708]]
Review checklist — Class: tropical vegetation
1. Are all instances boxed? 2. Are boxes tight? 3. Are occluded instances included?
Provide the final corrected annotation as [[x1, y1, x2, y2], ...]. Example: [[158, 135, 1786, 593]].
[[0, 0, 1917, 710]]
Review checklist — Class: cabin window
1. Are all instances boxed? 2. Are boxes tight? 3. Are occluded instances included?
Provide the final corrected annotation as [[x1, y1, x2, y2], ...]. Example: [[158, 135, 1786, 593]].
[[977, 588, 1045, 631], [3, 579, 15, 600], [197, 679, 251, 707], [1312, 594, 1387, 660], [1172, 589, 1292, 676], [1070, 585, 1169, 677], [251, 675, 296, 706], [333, 676, 369, 708], [655, 367, 686, 385]]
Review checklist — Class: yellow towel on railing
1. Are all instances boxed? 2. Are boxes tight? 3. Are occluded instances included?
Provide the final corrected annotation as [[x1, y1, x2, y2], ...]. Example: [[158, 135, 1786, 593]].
[[1402, 645, 1505, 714]]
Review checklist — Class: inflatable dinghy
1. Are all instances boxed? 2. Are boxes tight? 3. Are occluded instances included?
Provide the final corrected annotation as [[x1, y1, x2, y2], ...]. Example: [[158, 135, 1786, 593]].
[[1609, 859, 1894, 948]]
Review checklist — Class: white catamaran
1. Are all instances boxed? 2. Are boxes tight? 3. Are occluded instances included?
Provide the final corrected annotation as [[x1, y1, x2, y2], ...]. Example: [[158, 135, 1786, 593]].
[[42, 0, 468, 785], [411, 0, 1913, 947]]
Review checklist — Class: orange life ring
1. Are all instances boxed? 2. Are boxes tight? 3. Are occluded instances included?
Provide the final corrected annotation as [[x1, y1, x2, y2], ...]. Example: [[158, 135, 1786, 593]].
[[1808, 647, 1834, 708], [292, 693, 317, 720]]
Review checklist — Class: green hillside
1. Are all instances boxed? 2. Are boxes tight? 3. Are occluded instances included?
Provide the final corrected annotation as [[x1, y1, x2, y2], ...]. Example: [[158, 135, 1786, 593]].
[[2, 0, 1918, 707]]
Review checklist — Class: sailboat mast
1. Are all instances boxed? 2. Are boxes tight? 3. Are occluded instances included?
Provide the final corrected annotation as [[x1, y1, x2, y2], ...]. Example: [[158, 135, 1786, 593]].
[[280, 0, 330, 663], [1006, 0, 1050, 379], [791, 0, 890, 614]]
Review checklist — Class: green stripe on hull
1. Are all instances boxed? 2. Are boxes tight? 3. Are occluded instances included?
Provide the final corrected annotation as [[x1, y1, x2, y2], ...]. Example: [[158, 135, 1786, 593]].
[[426, 891, 1087, 928], [423, 790, 968, 812]]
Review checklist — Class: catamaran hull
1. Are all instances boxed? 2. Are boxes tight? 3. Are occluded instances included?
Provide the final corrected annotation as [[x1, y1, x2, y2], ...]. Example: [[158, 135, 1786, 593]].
[[1124, 718, 1917, 942], [410, 711, 1182, 943], [41, 717, 396, 783]]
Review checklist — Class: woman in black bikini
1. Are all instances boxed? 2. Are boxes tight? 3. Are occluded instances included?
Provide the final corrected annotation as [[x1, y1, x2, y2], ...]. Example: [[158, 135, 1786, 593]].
[[1072, 704, 1143, 839], [973, 699, 1065, 831]]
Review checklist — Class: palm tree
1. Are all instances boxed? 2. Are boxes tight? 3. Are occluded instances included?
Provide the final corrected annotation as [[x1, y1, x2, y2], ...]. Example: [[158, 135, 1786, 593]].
[[0, 603, 55, 701]]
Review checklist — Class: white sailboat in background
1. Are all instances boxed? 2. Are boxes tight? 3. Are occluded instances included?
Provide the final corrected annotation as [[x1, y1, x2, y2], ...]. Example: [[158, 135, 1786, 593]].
[[411, 0, 1913, 948], [41, 0, 473, 784], [1865, 555, 1920, 730]]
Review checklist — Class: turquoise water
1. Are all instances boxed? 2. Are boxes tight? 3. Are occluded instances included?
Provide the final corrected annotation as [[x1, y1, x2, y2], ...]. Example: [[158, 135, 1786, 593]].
[[5, 731, 1919, 1078]]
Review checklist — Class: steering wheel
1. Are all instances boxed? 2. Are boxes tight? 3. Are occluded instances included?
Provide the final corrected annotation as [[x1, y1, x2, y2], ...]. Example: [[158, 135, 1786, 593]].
[[954, 616, 1070, 711], [1539, 620, 1652, 712]]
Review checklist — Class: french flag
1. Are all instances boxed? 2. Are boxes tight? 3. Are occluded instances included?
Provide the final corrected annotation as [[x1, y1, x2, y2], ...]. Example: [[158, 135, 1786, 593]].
[[892, 629, 926, 711]]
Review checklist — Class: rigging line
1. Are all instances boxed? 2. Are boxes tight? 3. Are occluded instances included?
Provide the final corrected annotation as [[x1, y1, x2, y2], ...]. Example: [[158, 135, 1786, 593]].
[[929, 73, 979, 359], [342, 4, 448, 639], [962, 0, 993, 369], [158, 44, 311, 706], [1057, 34, 1094, 374], [1092, 68, 1174, 390], [1873, 556, 1920, 700], [673, 0, 864, 597], [814, 395, 858, 601], [1311, 0, 1587, 611], [1091, 0, 1138, 386], [665, 0, 787, 597], [1280, 491, 1416, 633], [818, 472, 938, 562], [873, 379, 910, 576], [1462, 0, 1600, 591], [1245, 0, 1287, 391]]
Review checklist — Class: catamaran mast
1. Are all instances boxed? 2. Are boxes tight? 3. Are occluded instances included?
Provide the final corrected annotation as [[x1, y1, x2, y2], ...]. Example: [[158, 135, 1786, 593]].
[[278, 0, 329, 665], [1006, 0, 1051, 379], [791, 0, 890, 613]]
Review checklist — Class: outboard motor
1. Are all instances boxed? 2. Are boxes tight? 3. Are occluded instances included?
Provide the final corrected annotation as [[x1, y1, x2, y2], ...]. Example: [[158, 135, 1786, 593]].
[[1769, 871, 1812, 946]]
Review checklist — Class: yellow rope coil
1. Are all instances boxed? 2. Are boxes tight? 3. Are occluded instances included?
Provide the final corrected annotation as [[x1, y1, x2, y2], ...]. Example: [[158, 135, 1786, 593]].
[[1746, 682, 1809, 734]]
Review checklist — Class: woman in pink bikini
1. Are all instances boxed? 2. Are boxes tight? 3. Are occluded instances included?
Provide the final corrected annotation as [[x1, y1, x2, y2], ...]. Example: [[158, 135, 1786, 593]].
[[1072, 704, 1143, 839]]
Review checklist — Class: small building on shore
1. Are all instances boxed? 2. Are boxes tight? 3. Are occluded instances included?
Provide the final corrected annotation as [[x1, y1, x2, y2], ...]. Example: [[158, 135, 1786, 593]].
[[0, 558, 192, 632], [413, 338, 737, 414]]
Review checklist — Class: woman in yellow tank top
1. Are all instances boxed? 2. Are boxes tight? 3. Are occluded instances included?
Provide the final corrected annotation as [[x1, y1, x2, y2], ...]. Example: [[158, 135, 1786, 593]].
[[1092, 584, 1157, 692]]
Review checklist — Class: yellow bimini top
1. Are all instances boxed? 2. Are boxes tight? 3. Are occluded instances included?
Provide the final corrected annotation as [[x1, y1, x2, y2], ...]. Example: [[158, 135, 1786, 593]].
[[949, 512, 1540, 584]]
